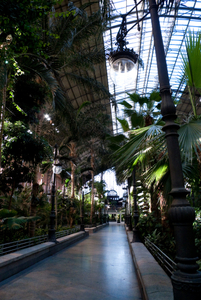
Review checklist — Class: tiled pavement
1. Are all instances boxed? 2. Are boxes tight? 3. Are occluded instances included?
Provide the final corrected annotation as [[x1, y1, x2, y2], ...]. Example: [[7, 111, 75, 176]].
[[0, 223, 142, 300]]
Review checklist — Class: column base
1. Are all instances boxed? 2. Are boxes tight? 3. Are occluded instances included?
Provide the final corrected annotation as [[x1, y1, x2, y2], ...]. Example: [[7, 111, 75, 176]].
[[48, 229, 58, 243], [132, 228, 141, 243], [80, 224, 85, 231], [171, 270, 201, 300]]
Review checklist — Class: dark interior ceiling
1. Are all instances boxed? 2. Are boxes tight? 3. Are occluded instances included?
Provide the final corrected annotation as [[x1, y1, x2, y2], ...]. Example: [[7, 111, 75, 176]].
[[55, 0, 112, 118]]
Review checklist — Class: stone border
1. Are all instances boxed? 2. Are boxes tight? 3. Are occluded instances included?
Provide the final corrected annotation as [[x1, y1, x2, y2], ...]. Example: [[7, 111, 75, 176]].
[[0, 231, 88, 282], [126, 229, 173, 300], [85, 222, 109, 234]]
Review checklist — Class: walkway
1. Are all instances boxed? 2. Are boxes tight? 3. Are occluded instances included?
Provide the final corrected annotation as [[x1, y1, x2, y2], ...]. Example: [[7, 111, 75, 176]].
[[0, 223, 142, 300]]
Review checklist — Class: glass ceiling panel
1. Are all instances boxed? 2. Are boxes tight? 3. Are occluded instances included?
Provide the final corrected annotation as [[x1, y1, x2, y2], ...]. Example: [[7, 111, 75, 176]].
[[104, 0, 201, 134]]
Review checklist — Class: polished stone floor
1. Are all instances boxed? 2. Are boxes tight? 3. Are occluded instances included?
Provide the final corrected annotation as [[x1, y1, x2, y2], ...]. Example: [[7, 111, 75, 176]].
[[0, 223, 142, 300]]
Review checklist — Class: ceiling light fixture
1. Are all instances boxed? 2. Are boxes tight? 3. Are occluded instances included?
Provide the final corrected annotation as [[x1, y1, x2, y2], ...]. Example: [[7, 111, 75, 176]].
[[109, 3, 143, 86]]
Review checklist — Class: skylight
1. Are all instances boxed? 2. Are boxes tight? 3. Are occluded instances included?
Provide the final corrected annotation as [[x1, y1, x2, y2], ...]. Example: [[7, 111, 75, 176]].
[[104, 0, 201, 134]]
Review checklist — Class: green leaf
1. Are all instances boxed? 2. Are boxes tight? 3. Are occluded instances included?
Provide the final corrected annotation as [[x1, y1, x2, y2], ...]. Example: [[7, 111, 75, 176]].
[[0, 209, 17, 218], [127, 92, 140, 103], [76, 101, 91, 117], [131, 112, 144, 128], [119, 101, 132, 109], [178, 119, 201, 162], [149, 91, 161, 102], [117, 118, 130, 132]]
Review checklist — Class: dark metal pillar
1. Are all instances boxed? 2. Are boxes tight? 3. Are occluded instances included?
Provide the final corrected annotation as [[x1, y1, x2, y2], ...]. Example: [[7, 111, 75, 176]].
[[126, 184, 132, 231], [125, 201, 128, 226], [48, 145, 58, 243], [132, 167, 140, 242], [148, 1, 201, 298], [80, 189, 85, 231]]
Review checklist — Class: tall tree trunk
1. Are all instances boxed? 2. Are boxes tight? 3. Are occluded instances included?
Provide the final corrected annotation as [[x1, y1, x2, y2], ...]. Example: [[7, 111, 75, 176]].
[[159, 193, 169, 227], [29, 165, 39, 237], [69, 141, 76, 198], [69, 206, 75, 228], [29, 115, 41, 237], [90, 147, 95, 224], [8, 179, 15, 210], [55, 191, 57, 230], [150, 181, 160, 220], [0, 63, 7, 169]]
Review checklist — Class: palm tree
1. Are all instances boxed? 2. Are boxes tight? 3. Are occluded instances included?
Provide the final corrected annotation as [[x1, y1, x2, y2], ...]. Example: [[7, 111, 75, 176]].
[[0, 1, 63, 168], [2, 2, 111, 235], [112, 40, 201, 213], [29, 1, 111, 197], [55, 101, 111, 226]]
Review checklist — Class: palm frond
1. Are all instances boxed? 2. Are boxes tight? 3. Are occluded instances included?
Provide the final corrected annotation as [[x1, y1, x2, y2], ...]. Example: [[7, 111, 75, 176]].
[[131, 112, 145, 128], [41, 161, 53, 174], [64, 72, 111, 98], [112, 125, 165, 168], [178, 119, 201, 162], [143, 158, 169, 186], [117, 118, 130, 132], [0, 208, 17, 218], [119, 100, 132, 109], [107, 134, 127, 144], [181, 31, 201, 89], [149, 90, 161, 102], [2, 216, 40, 230]]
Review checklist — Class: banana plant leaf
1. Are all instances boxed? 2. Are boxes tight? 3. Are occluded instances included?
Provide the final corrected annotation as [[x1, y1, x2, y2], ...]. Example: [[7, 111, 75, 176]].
[[1, 215, 40, 230]]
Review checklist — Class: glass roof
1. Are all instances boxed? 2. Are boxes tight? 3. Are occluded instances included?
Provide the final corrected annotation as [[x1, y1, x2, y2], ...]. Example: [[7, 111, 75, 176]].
[[104, 0, 201, 133]]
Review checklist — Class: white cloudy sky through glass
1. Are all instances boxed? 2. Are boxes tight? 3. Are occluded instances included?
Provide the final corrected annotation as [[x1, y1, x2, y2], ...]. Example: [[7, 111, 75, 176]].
[[101, 0, 201, 191]]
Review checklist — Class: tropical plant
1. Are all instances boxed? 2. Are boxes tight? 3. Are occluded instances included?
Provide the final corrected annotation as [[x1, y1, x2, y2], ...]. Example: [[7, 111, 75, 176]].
[[1, 1, 112, 235], [56, 101, 111, 222], [117, 90, 162, 131], [0, 208, 39, 230], [181, 31, 201, 119], [0, 0, 64, 166], [0, 208, 40, 243], [112, 83, 201, 212]]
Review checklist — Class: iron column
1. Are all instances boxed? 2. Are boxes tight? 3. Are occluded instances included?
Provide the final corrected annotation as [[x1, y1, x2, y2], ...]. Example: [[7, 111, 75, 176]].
[[48, 144, 58, 243], [132, 167, 140, 242], [148, 1, 201, 298], [80, 188, 85, 231]]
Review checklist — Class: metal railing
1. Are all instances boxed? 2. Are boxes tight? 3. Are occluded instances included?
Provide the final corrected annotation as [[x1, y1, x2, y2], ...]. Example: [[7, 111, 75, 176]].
[[0, 235, 48, 256], [0, 226, 80, 256], [144, 237, 177, 276], [55, 226, 80, 238]]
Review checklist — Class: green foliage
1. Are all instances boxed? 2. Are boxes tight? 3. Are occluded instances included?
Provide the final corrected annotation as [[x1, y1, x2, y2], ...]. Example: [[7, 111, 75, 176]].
[[2, 121, 52, 166], [0, 208, 17, 218], [186, 165, 201, 207], [145, 228, 176, 260], [138, 212, 162, 238], [4, 185, 31, 216], [94, 180, 107, 200], [178, 118, 201, 163], [116, 118, 129, 132], [2, 215, 39, 230], [0, 121, 52, 196], [136, 182, 150, 215], [6, 74, 50, 125], [181, 31, 201, 118], [193, 209, 201, 259], [138, 212, 176, 259], [0, 0, 60, 57], [0, 208, 39, 230]]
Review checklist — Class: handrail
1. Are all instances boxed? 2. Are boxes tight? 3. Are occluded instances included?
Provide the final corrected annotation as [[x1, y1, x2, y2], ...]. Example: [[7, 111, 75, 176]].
[[144, 237, 177, 276], [0, 226, 80, 256], [55, 226, 80, 238]]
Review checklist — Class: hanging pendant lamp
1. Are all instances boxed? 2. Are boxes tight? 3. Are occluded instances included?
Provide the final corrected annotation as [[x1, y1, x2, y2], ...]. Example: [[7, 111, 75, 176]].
[[109, 15, 139, 86]]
